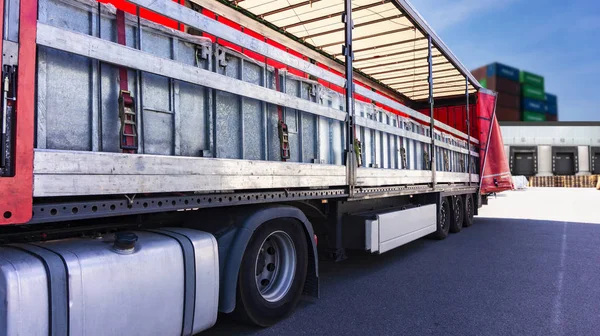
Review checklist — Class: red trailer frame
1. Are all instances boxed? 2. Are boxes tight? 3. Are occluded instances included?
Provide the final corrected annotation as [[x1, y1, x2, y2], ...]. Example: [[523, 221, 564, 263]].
[[0, 0, 37, 224]]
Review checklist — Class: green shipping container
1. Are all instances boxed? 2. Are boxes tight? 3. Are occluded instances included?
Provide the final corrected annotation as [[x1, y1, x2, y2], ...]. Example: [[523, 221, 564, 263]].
[[521, 84, 546, 101], [522, 111, 547, 122], [520, 71, 544, 89], [479, 78, 487, 88]]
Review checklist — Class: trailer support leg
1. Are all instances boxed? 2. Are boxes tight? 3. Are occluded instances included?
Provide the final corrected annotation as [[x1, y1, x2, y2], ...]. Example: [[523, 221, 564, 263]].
[[323, 202, 347, 262]]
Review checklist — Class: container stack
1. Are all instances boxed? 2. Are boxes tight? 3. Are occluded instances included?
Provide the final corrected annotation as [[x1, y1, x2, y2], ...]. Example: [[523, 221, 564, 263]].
[[520, 71, 547, 122], [545, 93, 559, 121], [470, 63, 560, 122], [471, 63, 521, 121]]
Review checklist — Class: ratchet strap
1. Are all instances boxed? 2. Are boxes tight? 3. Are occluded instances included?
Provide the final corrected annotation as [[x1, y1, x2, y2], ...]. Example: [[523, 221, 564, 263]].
[[116, 9, 138, 153], [274, 68, 290, 161]]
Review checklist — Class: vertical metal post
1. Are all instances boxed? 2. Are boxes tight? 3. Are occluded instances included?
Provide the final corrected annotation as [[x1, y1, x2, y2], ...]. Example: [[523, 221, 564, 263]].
[[466, 76, 471, 185], [427, 35, 436, 188], [343, 0, 356, 195], [135, 7, 144, 153], [478, 94, 498, 188]]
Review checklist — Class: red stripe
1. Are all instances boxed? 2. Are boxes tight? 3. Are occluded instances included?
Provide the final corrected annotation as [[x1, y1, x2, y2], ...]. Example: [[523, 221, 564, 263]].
[[116, 10, 129, 92]]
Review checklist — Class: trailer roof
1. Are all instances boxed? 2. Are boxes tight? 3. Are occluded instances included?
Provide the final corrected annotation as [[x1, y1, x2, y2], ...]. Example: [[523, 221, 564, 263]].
[[207, 0, 480, 101]]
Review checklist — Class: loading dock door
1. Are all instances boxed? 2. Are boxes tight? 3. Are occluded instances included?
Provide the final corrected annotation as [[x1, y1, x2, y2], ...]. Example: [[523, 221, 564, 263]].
[[513, 152, 535, 176], [555, 153, 575, 176], [593, 153, 600, 174]]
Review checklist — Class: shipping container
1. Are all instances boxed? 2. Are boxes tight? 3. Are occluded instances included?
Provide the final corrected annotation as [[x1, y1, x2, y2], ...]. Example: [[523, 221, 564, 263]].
[[471, 66, 487, 80], [545, 103, 558, 115], [545, 93, 558, 106], [486, 76, 521, 96], [522, 111, 547, 122], [521, 84, 546, 101], [546, 114, 558, 121], [519, 71, 544, 89], [487, 62, 520, 82], [497, 93, 520, 110], [480, 78, 487, 88], [496, 107, 521, 121], [521, 97, 546, 113]]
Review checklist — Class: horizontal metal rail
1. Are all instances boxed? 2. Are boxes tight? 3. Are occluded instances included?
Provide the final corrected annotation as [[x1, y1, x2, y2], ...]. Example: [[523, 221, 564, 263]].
[[36, 23, 347, 122], [353, 184, 477, 200], [355, 116, 432, 144], [126, 0, 479, 144], [33, 149, 348, 197], [29, 188, 348, 224]]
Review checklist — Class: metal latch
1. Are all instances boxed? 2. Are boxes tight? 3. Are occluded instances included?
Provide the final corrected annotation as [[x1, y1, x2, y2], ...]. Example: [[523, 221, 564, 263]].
[[278, 120, 290, 160], [195, 44, 211, 66], [118, 90, 138, 151], [443, 151, 450, 171], [1, 64, 16, 172], [215, 45, 228, 67], [354, 139, 362, 167], [400, 147, 407, 169], [423, 151, 430, 170], [2, 41, 18, 67]]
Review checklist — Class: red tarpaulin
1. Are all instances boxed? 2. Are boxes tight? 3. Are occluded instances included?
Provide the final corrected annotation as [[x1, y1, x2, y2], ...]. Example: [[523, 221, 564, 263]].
[[477, 91, 514, 194]]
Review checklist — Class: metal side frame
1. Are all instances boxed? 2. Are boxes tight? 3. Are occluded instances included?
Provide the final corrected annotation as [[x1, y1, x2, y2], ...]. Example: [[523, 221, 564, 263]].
[[0, 0, 37, 225], [33, 150, 348, 197], [125, 0, 479, 146], [36, 23, 347, 123]]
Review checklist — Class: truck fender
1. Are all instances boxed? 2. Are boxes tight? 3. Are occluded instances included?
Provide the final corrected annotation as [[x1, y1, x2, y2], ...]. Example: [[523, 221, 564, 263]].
[[214, 205, 319, 314]]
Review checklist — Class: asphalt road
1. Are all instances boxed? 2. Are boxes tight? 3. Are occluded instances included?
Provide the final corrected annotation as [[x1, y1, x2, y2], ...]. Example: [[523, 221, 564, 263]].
[[204, 189, 600, 336]]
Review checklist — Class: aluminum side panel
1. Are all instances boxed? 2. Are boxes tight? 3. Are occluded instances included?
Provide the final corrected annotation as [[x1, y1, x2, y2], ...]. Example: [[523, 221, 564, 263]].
[[367, 204, 437, 254]]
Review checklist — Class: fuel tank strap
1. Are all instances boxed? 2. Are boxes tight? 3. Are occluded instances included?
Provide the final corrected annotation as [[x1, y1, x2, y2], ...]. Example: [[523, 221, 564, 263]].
[[147, 229, 197, 336], [9, 243, 69, 336]]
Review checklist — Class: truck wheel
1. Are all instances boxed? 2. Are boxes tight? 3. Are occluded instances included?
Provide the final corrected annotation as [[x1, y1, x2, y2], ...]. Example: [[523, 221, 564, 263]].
[[233, 219, 308, 327], [449, 196, 464, 233], [432, 197, 450, 240], [463, 194, 475, 228]]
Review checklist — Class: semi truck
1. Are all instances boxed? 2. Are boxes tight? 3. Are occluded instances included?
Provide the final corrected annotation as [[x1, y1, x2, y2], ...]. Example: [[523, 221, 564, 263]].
[[0, 0, 513, 334]]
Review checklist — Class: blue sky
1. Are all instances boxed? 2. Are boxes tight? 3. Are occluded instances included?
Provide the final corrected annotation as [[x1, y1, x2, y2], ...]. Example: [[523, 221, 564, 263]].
[[410, 0, 600, 121]]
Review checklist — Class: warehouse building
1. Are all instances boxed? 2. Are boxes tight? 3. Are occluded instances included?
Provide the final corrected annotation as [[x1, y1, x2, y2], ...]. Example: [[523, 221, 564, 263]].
[[500, 122, 600, 177]]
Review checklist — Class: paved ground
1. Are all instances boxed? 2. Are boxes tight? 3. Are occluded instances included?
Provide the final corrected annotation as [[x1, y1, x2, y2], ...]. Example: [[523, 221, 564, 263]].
[[477, 187, 600, 224], [203, 188, 600, 336]]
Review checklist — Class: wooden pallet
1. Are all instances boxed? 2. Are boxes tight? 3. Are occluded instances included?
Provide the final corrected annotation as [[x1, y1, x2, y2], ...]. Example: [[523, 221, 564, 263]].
[[527, 175, 600, 188]]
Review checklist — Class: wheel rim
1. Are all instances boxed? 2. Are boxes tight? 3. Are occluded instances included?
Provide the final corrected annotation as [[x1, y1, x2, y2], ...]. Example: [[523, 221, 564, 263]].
[[440, 202, 448, 230], [254, 231, 297, 303]]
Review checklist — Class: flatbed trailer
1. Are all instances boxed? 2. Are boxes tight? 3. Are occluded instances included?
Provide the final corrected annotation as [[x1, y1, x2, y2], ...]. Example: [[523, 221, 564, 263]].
[[0, 0, 512, 334]]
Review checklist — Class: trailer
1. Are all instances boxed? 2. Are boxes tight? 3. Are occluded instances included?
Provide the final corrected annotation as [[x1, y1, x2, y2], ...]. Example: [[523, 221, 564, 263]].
[[0, 0, 512, 334]]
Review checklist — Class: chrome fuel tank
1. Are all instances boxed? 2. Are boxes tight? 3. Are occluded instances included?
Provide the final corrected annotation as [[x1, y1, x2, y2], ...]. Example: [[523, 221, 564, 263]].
[[0, 228, 219, 336]]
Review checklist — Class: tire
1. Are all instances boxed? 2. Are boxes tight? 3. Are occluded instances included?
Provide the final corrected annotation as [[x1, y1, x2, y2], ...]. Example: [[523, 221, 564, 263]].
[[233, 219, 308, 327], [463, 194, 475, 228], [431, 197, 450, 240], [449, 196, 464, 233]]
